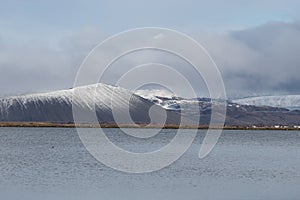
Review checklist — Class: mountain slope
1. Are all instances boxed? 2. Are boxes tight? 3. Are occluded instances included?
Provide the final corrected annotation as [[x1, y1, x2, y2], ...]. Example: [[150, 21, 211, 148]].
[[1, 86, 300, 127], [0, 84, 181, 124], [135, 89, 300, 126]]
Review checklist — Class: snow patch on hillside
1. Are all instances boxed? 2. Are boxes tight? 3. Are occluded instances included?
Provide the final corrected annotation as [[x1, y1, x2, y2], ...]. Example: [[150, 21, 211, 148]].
[[0, 83, 138, 114], [232, 95, 300, 110]]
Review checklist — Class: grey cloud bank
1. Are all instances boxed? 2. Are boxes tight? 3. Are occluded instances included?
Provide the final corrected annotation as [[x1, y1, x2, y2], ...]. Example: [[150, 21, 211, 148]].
[[0, 21, 299, 98], [202, 21, 300, 97]]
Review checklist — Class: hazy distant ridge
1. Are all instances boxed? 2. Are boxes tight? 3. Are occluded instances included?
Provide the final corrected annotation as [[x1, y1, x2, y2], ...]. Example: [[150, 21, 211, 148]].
[[232, 95, 300, 110]]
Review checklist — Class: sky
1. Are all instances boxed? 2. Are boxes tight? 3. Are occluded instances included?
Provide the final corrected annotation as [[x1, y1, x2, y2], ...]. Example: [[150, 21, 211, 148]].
[[0, 0, 300, 98]]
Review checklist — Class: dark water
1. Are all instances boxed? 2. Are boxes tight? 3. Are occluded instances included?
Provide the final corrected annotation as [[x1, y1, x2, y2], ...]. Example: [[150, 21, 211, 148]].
[[0, 127, 299, 200]]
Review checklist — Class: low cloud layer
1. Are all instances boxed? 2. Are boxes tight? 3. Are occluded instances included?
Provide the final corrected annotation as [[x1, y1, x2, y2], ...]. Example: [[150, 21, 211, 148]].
[[207, 21, 300, 97], [0, 21, 299, 98]]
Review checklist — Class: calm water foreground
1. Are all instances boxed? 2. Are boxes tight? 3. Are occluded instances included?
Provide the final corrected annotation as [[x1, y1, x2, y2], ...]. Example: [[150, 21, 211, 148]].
[[0, 127, 299, 200]]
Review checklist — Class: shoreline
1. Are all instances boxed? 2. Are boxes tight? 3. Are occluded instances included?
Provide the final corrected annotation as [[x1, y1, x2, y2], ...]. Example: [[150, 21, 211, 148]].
[[0, 122, 299, 131]]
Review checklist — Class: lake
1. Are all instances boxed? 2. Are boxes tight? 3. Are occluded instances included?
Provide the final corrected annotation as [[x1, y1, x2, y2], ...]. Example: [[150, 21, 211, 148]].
[[0, 127, 299, 200]]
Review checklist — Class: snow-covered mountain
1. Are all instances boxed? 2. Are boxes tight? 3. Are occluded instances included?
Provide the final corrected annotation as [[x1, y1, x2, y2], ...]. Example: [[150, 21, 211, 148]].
[[1, 85, 300, 126], [232, 95, 300, 110], [0, 84, 180, 124]]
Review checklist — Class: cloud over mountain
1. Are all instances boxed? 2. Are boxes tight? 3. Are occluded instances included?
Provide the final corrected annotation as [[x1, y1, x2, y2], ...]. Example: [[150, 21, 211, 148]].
[[0, 21, 299, 98]]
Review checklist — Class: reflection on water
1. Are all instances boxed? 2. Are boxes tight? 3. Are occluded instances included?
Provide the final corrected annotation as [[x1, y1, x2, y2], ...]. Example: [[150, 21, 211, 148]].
[[0, 128, 299, 200]]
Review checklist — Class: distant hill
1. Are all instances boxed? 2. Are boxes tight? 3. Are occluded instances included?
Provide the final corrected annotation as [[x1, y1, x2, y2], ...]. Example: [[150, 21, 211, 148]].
[[232, 95, 300, 110], [135, 89, 300, 126]]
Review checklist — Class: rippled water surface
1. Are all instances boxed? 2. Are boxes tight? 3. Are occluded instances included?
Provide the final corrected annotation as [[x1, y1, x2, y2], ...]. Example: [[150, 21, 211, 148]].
[[0, 127, 299, 200]]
